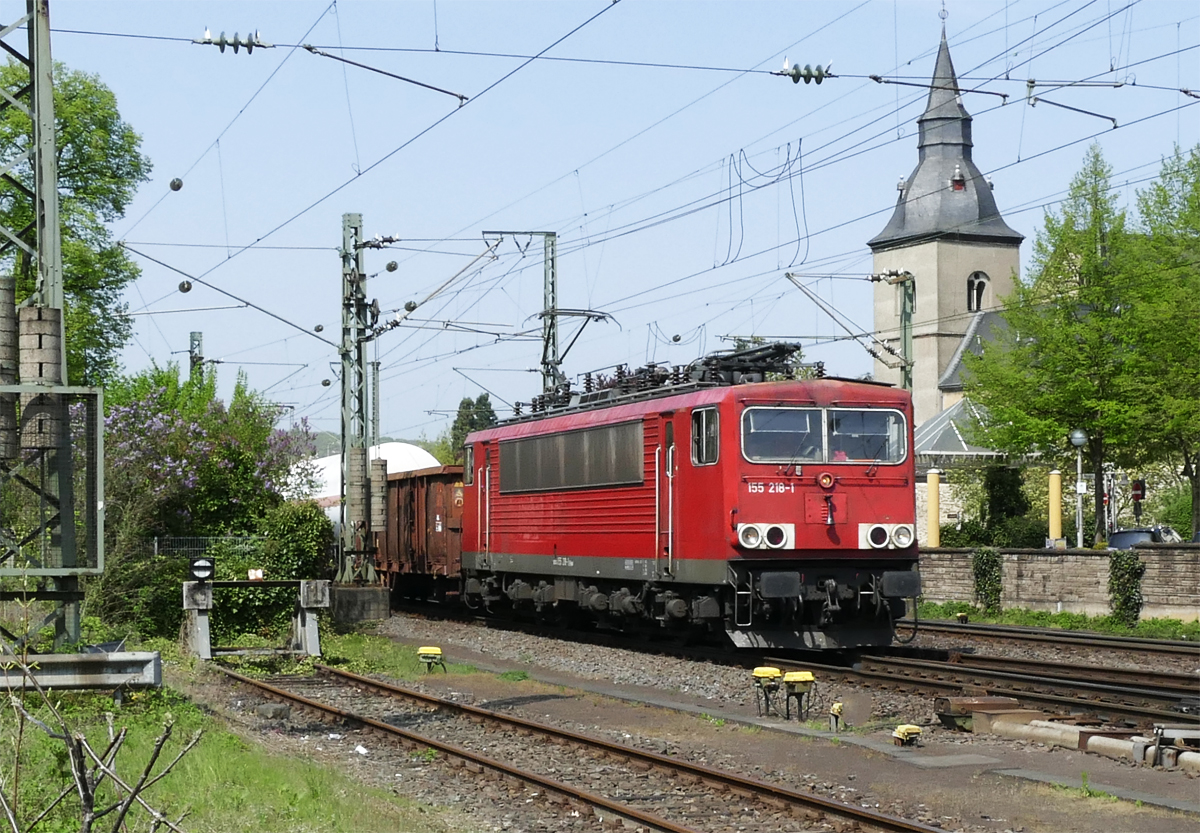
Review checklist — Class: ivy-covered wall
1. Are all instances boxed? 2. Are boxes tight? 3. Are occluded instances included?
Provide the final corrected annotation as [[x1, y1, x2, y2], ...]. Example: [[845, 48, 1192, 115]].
[[919, 545, 1200, 622]]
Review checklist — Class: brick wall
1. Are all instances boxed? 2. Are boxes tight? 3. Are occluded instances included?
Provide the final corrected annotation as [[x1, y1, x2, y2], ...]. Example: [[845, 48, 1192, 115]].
[[919, 544, 1200, 622]]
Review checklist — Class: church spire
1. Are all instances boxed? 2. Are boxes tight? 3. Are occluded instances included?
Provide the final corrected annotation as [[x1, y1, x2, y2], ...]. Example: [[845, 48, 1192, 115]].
[[919, 27, 971, 153], [868, 28, 1021, 252]]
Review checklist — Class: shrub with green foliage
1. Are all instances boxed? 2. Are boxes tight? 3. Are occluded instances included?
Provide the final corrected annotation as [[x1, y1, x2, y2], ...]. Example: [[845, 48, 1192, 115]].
[[917, 601, 1199, 641], [1152, 482, 1194, 540], [938, 519, 989, 547], [209, 503, 334, 645], [971, 547, 1002, 614], [1107, 549, 1146, 628]]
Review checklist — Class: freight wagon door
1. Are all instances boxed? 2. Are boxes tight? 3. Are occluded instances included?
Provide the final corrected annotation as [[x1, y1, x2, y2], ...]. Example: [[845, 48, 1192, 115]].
[[656, 414, 676, 576]]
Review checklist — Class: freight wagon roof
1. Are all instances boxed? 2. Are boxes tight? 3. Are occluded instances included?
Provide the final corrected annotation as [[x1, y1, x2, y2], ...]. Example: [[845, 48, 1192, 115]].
[[385, 464, 464, 482], [466, 378, 911, 443]]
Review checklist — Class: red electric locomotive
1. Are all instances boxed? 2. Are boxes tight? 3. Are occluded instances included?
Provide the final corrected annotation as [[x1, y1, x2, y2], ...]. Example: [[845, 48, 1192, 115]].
[[459, 344, 921, 650]]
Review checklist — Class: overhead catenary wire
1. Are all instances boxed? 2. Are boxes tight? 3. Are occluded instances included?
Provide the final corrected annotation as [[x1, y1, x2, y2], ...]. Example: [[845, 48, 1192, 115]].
[[119, 3, 337, 238], [98, 1, 1195, 429], [186, 1, 623, 288], [121, 244, 338, 348]]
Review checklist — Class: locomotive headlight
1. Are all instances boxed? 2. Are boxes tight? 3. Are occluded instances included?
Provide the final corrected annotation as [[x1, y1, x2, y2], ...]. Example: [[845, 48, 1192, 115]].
[[891, 524, 914, 548], [764, 525, 787, 549], [867, 524, 890, 548], [738, 524, 762, 548]]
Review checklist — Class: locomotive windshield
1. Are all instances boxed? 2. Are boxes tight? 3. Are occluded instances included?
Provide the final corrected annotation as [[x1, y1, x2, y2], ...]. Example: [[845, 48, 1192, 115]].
[[742, 408, 823, 462], [741, 407, 906, 464]]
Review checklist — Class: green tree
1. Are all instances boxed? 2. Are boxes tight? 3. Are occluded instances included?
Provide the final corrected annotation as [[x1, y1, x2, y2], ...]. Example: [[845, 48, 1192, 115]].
[[0, 61, 150, 385], [964, 145, 1141, 544], [448, 393, 498, 461], [1127, 146, 1200, 536]]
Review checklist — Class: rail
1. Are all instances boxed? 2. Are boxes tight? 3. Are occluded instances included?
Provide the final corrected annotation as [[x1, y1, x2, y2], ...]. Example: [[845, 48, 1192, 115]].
[[767, 655, 1199, 726], [220, 664, 943, 833], [898, 619, 1200, 656]]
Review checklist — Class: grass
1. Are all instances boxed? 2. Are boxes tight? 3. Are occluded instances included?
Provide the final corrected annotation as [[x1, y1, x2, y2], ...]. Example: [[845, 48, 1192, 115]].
[[916, 601, 1200, 641], [0, 631, 482, 832], [1, 687, 451, 833], [213, 629, 480, 680], [1051, 772, 1119, 803], [497, 669, 529, 682]]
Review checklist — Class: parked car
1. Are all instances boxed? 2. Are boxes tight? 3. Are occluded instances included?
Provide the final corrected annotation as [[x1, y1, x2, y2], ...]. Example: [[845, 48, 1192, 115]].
[[1106, 526, 1183, 550]]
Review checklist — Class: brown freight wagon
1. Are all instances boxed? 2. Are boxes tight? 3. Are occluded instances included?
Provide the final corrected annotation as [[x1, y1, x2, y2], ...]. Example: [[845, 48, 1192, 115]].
[[377, 465, 464, 604]]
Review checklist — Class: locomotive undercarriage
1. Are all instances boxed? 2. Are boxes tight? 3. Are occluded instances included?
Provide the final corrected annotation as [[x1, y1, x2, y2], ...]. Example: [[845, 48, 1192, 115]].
[[459, 559, 919, 649]]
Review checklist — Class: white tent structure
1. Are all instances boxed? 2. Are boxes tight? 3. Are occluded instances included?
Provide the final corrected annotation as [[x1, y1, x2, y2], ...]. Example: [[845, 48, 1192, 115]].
[[309, 442, 441, 520]]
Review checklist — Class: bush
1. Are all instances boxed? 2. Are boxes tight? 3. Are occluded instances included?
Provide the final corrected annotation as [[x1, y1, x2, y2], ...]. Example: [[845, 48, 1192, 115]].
[[208, 503, 334, 645], [971, 547, 1002, 614], [938, 519, 989, 547], [1108, 549, 1146, 628], [988, 515, 1048, 548], [1152, 483, 1193, 540]]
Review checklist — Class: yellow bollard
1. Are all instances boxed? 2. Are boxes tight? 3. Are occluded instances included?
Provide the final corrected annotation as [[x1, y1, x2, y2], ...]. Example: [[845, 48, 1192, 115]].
[[927, 469, 941, 548], [1048, 470, 1062, 542]]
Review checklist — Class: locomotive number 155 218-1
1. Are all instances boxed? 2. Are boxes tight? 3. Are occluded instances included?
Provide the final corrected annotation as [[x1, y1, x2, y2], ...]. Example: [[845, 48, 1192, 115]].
[[745, 482, 796, 494]]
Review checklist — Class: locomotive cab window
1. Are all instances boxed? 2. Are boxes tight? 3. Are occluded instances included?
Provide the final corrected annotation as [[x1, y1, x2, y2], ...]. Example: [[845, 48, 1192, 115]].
[[827, 409, 905, 463], [691, 407, 719, 465], [741, 408, 823, 463], [463, 445, 474, 485]]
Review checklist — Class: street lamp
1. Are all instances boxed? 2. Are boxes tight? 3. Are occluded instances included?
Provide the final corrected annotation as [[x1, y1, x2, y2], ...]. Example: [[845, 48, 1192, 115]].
[[1069, 429, 1088, 548]]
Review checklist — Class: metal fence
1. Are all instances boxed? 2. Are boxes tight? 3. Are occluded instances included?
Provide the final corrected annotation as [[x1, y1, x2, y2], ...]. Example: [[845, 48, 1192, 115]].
[[130, 536, 266, 561]]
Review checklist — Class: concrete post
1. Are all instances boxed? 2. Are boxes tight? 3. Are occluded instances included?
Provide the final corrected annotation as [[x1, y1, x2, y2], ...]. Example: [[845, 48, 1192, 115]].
[[1048, 470, 1062, 542], [182, 581, 213, 660], [927, 469, 941, 548], [294, 580, 331, 656]]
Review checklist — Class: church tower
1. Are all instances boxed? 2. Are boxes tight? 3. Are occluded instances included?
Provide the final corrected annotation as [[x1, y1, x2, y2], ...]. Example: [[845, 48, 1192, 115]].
[[868, 29, 1022, 427]]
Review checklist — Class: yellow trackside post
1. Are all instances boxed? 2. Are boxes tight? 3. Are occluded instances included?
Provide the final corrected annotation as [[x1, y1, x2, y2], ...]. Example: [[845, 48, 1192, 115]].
[[927, 469, 941, 548], [1048, 470, 1062, 542]]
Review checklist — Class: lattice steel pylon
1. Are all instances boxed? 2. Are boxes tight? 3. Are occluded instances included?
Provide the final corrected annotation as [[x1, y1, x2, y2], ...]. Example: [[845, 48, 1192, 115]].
[[0, 1, 104, 648], [336, 213, 374, 584]]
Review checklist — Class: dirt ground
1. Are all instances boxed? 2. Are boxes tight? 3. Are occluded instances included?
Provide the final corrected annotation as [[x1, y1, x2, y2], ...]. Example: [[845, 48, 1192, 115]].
[[169, 633, 1200, 833], [392, 634, 1200, 833]]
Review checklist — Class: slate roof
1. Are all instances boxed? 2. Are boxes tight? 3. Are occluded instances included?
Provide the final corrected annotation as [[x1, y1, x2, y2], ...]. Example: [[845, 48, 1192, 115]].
[[937, 310, 1008, 392], [869, 29, 1023, 252], [913, 398, 1000, 464]]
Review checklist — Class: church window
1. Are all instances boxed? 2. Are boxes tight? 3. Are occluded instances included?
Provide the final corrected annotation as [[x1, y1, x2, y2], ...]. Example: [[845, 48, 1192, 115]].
[[967, 271, 988, 311]]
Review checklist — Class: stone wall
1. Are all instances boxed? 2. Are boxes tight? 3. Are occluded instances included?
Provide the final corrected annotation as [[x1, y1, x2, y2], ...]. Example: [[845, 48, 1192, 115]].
[[919, 544, 1200, 622], [915, 548, 974, 603], [1138, 544, 1200, 621]]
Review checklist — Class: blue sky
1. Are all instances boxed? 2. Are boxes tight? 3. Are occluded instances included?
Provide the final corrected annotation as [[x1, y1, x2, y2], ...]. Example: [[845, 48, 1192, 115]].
[[45, 1, 1199, 441]]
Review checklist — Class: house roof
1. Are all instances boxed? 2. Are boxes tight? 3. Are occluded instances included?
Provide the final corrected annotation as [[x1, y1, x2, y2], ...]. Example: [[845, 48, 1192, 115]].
[[937, 310, 1008, 391], [914, 397, 1000, 463]]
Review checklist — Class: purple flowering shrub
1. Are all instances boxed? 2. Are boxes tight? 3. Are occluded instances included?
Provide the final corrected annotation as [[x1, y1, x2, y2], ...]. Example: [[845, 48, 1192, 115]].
[[90, 366, 322, 636], [104, 367, 315, 537]]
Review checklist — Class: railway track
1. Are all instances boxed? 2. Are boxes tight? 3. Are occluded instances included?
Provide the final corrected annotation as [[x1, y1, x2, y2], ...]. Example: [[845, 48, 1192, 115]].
[[899, 619, 1200, 657], [220, 664, 944, 833], [766, 654, 1200, 726], [940, 653, 1200, 699]]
